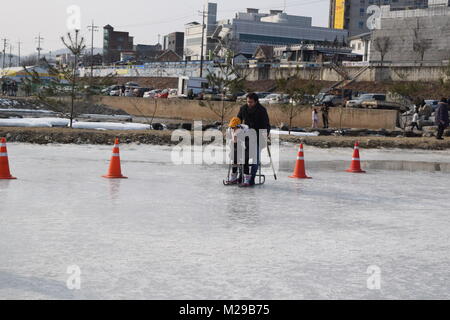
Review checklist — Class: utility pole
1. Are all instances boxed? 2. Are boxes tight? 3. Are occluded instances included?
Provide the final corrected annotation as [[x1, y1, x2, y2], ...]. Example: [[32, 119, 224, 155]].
[[1, 38, 8, 70], [35, 33, 44, 63], [8, 44, 13, 68], [87, 20, 99, 78], [199, 5, 206, 78], [17, 41, 22, 67]]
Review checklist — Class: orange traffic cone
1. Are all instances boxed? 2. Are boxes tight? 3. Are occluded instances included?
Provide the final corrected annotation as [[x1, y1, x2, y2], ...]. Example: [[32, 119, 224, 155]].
[[346, 141, 366, 173], [0, 137, 16, 180], [102, 138, 128, 179], [289, 144, 312, 179]]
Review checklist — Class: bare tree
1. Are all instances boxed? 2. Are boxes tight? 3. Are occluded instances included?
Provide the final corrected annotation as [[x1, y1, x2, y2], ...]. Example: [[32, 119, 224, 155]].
[[21, 55, 38, 67], [373, 36, 392, 67], [276, 71, 320, 134], [61, 30, 86, 127], [200, 50, 246, 129]]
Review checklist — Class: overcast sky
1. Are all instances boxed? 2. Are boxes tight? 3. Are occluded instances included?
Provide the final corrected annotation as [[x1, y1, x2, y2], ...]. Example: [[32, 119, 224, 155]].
[[0, 0, 330, 56]]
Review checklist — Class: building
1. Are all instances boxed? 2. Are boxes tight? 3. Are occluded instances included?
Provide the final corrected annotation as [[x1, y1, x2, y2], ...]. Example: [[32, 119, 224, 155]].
[[370, 0, 450, 63], [348, 32, 372, 61], [135, 44, 163, 62], [163, 32, 185, 57], [329, 0, 429, 37], [156, 50, 182, 62], [273, 43, 358, 64], [184, 2, 218, 60], [212, 8, 348, 57], [56, 53, 75, 67], [103, 25, 134, 63]]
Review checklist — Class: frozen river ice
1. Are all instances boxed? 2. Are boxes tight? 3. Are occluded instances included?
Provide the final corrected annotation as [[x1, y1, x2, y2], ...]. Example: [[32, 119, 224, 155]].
[[1, 143, 450, 299]]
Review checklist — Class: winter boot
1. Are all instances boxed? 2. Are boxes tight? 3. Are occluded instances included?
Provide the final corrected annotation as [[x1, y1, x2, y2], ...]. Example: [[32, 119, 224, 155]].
[[226, 172, 239, 185], [239, 174, 253, 188]]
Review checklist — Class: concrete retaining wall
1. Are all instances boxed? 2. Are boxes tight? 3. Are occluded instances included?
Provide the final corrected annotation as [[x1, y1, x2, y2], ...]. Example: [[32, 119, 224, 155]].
[[98, 96, 399, 130]]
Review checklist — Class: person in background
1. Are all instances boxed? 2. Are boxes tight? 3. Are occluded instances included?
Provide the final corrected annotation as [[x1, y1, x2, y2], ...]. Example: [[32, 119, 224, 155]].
[[435, 98, 449, 140], [409, 111, 420, 131], [312, 109, 319, 128], [322, 103, 331, 129]]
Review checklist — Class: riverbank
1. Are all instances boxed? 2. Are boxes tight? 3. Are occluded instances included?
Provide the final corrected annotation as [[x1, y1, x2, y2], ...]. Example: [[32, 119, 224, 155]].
[[2, 127, 450, 150]]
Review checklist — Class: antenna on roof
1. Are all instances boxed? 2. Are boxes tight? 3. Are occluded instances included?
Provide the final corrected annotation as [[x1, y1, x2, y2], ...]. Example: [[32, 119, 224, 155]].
[[283, 0, 286, 12]]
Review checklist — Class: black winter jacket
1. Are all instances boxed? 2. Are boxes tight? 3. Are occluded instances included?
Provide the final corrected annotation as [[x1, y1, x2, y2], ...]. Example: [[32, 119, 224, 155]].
[[237, 103, 271, 133]]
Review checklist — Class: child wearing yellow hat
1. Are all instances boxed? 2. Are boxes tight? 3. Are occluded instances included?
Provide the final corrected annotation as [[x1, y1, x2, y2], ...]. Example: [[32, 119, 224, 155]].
[[225, 117, 250, 185]]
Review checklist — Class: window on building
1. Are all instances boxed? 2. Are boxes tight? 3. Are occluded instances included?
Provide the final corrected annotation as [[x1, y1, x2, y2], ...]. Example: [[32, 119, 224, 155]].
[[360, 8, 365, 17], [358, 43, 362, 50], [358, 21, 364, 29], [383, 0, 390, 4]]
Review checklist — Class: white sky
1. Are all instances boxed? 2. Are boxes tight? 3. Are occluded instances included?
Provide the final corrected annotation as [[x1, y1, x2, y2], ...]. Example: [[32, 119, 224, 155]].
[[0, 0, 330, 56]]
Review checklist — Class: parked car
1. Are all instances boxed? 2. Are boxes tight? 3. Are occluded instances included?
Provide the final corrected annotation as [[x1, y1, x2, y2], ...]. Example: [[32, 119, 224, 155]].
[[110, 88, 122, 96], [346, 93, 386, 108], [259, 93, 290, 105], [290, 94, 316, 106], [424, 100, 439, 111], [102, 85, 121, 96], [320, 95, 344, 107], [237, 92, 272, 103], [143, 89, 162, 99], [168, 89, 178, 99], [155, 89, 169, 99], [133, 87, 152, 98], [125, 82, 140, 88]]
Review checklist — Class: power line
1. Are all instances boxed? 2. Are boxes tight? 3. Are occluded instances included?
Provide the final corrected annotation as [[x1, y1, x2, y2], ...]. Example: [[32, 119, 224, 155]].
[[1, 38, 8, 70]]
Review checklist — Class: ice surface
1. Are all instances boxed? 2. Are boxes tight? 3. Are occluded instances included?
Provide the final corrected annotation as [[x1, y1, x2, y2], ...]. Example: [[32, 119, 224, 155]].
[[0, 143, 449, 300]]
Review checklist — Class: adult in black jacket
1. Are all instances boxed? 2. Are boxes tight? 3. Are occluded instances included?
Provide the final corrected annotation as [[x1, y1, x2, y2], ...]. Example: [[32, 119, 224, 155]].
[[236, 93, 271, 186], [435, 98, 449, 140]]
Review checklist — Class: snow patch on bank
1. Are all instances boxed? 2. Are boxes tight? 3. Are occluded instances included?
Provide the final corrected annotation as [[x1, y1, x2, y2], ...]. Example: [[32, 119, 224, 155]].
[[271, 130, 320, 137], [0, 118, 70, 128], [0, 117, 152, 130]]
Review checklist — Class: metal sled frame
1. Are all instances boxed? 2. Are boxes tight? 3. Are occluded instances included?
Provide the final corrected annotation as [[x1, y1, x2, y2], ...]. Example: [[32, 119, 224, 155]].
[[223, 163, 266, 186]]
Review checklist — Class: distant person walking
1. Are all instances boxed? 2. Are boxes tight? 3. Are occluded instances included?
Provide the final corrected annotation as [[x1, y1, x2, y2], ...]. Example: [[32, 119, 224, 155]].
[[312, 109, 319, 128], [11, 81, 18, 97], [435, 98, 449, 140], [322, 103, 330, 129], [409, 111, 420, 131]]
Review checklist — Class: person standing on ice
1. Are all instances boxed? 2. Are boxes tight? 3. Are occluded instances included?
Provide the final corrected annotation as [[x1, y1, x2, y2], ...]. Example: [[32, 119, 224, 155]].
[[236, 93, 271, 187], [225, 117, 250, 185], [435, 98, 449, 140]]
